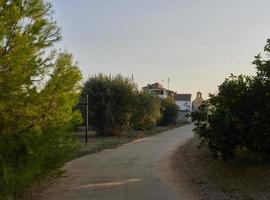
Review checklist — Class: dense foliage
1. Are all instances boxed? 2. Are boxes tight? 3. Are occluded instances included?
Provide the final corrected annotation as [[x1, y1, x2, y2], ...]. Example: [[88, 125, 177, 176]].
[[0, 0, 82, 198], [159, 97, 179, 126], [81, 74, 138, 136], [132, 92, 161, 130], [192, 40, 270, 160]]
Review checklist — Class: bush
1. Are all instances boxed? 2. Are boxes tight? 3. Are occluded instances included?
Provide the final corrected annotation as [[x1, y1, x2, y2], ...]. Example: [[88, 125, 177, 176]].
[[80, 74, 138, 136], [0, 127, 78, 199], [131, 92, 161, 130], [192, 40, 270, 160], [159, 97, 179, 126]]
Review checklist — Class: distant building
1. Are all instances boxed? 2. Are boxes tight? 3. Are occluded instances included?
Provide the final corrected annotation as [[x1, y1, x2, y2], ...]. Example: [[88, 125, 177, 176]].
[[142, 83, 176, 99], [192, 91, 204, 112], [174, 94, 192, 122]]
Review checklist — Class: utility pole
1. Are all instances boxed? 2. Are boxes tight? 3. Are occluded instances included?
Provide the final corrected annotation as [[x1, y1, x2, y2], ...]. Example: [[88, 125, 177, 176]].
[[85, 94, 88, 146]]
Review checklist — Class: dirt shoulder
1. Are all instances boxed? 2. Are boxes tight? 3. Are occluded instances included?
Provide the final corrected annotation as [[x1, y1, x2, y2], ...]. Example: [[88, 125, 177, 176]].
[[170, 137, 270, 200]]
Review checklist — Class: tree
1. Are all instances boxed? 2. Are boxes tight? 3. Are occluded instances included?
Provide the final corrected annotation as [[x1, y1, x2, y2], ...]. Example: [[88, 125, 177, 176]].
[[81, 74, 138, 136], [192, 39, 270, 160], [0, 1, 82, 198], [131, 92, 161, 130], [159, 97, 179, 126]]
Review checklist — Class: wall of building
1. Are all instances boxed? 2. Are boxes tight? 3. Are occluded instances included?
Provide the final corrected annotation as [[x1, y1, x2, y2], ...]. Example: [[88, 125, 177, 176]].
[[175, 100, 192, 111]]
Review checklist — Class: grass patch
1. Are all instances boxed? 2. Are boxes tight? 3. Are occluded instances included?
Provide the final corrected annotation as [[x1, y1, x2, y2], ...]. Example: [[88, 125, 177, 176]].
[[18, 169, 65, 200]]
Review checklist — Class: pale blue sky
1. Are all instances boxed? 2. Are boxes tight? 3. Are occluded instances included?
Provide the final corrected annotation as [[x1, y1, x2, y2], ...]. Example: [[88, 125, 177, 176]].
[[51, 0, 270, 99]]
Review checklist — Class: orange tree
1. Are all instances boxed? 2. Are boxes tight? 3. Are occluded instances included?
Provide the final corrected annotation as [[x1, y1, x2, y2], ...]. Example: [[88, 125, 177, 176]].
[[192, 40, 270, 160]]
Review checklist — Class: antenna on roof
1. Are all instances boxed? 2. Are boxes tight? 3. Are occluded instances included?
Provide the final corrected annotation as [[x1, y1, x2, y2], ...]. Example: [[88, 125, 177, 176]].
[[161, 80, 164, 85]]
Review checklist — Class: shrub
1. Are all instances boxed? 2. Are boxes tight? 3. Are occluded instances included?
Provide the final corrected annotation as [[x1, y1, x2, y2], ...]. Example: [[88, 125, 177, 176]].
[[159, 97, 179, 126], [131, 92, 161, 130], [192, 40, 270, 160], [80, 74, 138, 136]]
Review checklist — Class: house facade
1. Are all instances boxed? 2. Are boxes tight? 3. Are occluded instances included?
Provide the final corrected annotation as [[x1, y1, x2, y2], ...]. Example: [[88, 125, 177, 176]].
[[174, 94, 192, 122], [142, 83, 176, 99], [174, 94, 192, 112]]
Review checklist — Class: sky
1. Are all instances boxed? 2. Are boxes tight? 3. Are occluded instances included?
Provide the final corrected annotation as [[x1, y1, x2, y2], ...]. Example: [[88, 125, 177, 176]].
[[50, 0, 270, 99]]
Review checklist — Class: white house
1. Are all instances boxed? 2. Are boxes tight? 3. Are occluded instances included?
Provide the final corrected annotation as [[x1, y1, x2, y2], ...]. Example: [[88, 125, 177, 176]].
[[174, 94, 192, 122]]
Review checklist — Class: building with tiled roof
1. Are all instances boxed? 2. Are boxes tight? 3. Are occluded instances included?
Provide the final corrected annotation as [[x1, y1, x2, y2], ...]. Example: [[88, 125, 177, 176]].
[[142, 83, 176, 99]]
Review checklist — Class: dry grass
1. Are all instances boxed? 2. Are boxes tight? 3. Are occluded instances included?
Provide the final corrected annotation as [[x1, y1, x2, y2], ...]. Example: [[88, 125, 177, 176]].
[[171, 137, 270, 200]]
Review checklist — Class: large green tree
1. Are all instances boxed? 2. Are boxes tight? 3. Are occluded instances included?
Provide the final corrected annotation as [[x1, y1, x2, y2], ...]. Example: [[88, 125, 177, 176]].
[[81, 74, 138, 136], [0, 0, 82, 198]]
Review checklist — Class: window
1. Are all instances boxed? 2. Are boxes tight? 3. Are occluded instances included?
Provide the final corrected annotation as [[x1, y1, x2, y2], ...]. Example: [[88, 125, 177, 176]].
[[151, 90, 164, 95]]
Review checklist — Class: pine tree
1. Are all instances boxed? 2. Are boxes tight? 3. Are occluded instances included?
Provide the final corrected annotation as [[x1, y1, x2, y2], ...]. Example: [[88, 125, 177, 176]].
[[0, 0, 82, 198]]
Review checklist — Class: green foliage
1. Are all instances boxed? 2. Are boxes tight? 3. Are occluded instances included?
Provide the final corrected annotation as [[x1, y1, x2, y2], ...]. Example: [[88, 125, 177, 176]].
[[131, 92, 161, 130], [81, 74, 138, 136], [159, 97, 179, 126], [192, 39, 270, 160], [0, 0, 82, 198]]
